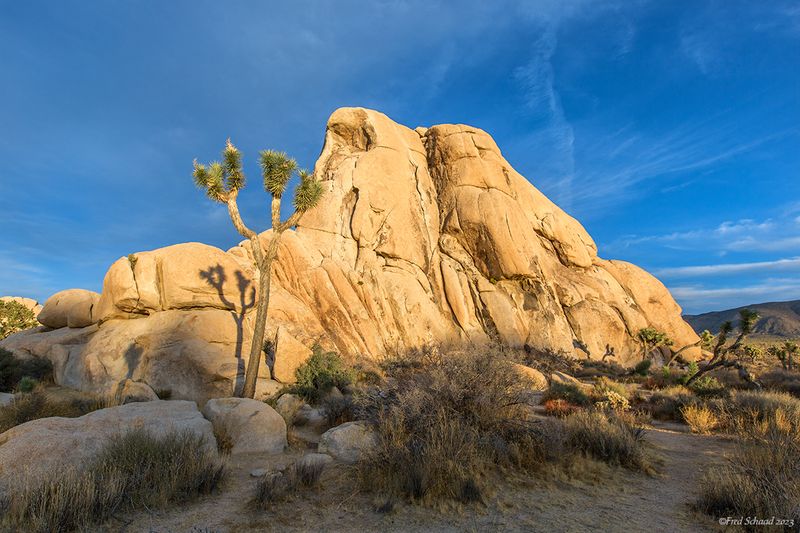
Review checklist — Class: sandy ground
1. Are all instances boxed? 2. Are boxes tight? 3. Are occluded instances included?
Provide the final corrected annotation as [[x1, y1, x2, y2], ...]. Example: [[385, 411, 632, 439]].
[[99, 422, 735, 533]]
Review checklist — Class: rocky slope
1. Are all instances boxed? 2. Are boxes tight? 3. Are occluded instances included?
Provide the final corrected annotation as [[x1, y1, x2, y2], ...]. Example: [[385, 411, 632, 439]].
[[0, 108, 700, 403], [685, 299, 800, 339]]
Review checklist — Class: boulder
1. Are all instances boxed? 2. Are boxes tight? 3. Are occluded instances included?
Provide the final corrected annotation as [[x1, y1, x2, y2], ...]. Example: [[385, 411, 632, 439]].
[[550, 371, 585, 388], [201, 397, 287, 454], [37, 289, 99, 328], [0, 400, 214, 491], [275, 393, 305, 424], [318, 421, 378, 463], [94, 243, 258, 321], [114, 379, 158, 404], [271, 327, 312, 383], [255, 378, 283, 401], [513, 363, 548, 391]]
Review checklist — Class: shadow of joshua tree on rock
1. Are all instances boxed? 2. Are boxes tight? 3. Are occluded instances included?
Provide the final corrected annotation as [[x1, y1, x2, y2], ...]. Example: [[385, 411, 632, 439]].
[[200, 264, 256, 396]]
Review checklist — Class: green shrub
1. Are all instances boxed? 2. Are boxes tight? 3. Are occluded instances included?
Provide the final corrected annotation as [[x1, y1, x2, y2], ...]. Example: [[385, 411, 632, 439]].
[[542, 382, 590, 406], [0, 349, 53, 393], [16, 377, 37, 393], [1, 429, 225, 532], [688, 375, 726, 398], [0, 300, 38, 340], [633, 359, 652, 376], [289, 346, 355, 403]]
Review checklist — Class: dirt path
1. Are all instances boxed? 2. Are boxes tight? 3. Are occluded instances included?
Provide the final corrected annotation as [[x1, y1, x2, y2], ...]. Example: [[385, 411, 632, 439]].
[[107, 425, 735, 533]]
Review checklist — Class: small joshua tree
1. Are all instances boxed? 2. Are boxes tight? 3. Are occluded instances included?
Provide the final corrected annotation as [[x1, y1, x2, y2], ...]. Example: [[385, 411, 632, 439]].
[[769, 341, 798, 371], [193, 140, 323, 398], [636, 327, 673, 361], [685, 309, 760, 386]]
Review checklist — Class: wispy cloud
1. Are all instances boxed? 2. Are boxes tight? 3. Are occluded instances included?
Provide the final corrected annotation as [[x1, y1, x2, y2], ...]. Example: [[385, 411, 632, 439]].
[[671, 278, 800, 313], [655, 257, 800, 278], [608, 213, 800, 254]]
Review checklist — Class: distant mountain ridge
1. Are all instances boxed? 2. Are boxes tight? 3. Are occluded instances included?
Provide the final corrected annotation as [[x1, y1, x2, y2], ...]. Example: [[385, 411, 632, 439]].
[[684, 300, 800, 338]]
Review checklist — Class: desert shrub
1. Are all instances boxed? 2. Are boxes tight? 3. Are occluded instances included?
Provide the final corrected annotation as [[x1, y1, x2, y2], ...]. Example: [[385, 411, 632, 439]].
[[696, 420, 800, 527], [0, 300, 38, 340], [680, 404, 718, 434], [687, 375, 726, 398], [16, 376, 37, 393], [715, 390, 800, 434], [594, 390, 631, 412], [542, 382, 590, 407], [253, 460, 325, 509], [0, 390, 109, 433], [640, 385, 698, 421], [0, 349, 53, 393], [289, 346, 355, 403], [543, 398, 579, 418], [321, 394, 355, 427], [760, 369, 800, 398], [679, 361, 700, 384], [561, 411, 650, 472], [1, 429, 225, 532], [357, 346, 547, 504], [593, 377, 630, 400], [633, 359, 652, 376]]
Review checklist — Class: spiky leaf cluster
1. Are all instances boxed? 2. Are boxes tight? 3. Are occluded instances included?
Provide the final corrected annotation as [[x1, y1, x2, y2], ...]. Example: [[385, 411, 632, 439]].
[[294, 169, 324, 212], [260, 150, 296, 198], [193, 140, 246, 202], [738, 309, 759, 336]]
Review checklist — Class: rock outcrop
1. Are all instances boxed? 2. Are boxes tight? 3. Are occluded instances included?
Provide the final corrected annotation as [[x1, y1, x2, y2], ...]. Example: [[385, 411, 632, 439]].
[[0, 108, 699, 403]]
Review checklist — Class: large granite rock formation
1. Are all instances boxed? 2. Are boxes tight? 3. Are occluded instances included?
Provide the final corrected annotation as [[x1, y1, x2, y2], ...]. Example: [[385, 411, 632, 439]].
[[0, 108, 699, 404]]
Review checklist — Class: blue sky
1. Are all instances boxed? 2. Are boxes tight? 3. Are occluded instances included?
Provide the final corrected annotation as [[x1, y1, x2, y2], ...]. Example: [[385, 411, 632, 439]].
[[1, 0, 798, 314]]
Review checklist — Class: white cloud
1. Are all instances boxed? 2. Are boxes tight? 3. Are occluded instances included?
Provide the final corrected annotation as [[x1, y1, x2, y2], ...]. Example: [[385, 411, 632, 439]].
[[607, 211, 800, 255], [655, 257, 800, 278], [670, 279, 800, 313]]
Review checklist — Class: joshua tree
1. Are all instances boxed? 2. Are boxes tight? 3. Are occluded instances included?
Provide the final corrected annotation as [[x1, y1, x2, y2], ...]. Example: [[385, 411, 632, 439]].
[[685, 309, 760, 386], [769, 341, 798, 371], [636, 327, 673, 361], [193, 140, 323, 398]]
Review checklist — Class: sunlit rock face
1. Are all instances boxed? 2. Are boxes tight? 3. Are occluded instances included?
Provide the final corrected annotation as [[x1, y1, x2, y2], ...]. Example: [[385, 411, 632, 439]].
[[0, 108, 699, 403]]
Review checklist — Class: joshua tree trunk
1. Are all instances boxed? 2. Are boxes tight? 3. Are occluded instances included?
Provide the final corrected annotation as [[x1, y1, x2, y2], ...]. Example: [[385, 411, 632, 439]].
[[241, 231, 281, 399]]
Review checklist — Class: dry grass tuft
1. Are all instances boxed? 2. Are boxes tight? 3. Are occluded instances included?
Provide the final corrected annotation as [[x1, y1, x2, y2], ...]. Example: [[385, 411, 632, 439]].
[[696, 419, 800, 526], [0, 389, 111, 433], [253, 460, 326, 509], [1, 429, 225, 532], [560, 411, 651, 473], [680, 404, 718, 434]]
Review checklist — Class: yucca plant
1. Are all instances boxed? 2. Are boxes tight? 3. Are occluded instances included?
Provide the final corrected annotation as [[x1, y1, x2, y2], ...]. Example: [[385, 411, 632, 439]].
[[193, 140, 324, 398]]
